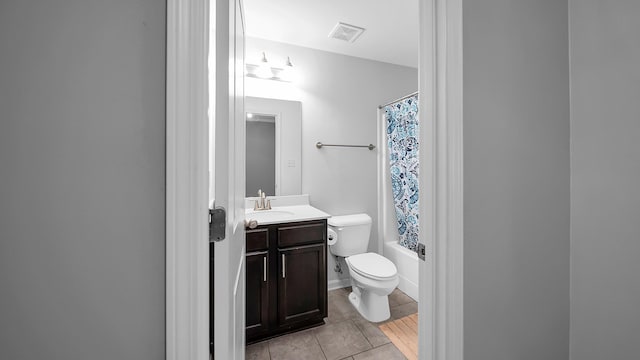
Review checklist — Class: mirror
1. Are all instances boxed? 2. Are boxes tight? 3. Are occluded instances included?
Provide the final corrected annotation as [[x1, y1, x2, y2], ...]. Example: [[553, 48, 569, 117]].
[[245, 96, 302, 196], [246, 113, 276, 195]]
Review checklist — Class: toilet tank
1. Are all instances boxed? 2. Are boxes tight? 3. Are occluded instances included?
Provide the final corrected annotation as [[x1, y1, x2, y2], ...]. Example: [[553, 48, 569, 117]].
[[327, 213, 372, 257]]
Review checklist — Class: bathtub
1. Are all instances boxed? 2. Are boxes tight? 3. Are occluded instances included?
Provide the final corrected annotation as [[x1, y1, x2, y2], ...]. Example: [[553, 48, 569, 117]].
[[384, 241, 419, 302]]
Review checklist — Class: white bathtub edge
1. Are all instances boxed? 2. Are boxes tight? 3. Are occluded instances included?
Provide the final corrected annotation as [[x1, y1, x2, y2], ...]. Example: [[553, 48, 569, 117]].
[[397, 274, 419, 302], [384, 241, 420, 302]]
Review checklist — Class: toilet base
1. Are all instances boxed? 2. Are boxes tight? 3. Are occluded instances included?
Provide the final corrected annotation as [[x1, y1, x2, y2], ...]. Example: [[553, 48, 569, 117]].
[[348, 286, 391, 323]]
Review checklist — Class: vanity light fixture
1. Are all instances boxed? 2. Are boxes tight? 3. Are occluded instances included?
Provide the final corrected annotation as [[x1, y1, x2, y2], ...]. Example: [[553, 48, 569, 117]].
[[245, 52, 295, 82], [281, 56, 295, 82], [256, 52, 272, 79]]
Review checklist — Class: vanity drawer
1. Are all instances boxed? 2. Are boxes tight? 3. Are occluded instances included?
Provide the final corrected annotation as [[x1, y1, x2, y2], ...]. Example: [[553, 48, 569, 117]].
[[246, 228, 269, 252], [277, 221, 326, 248]]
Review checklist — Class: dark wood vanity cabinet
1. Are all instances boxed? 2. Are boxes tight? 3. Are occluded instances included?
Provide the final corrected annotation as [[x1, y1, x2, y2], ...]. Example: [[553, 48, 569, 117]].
[[246, 251, 269, 337], [245, 219, 327, 343], [277, 244, 326, 327], [245, 228, 270, 340]]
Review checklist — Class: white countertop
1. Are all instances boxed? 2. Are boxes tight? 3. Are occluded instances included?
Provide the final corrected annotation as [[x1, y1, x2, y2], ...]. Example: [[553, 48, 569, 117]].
[[244, 195, 330, 226], [245, 205, 330, 226]]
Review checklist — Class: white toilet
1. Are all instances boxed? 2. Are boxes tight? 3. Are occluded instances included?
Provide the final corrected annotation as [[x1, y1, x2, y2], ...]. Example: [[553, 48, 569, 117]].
[[327, 213, 399, 322]]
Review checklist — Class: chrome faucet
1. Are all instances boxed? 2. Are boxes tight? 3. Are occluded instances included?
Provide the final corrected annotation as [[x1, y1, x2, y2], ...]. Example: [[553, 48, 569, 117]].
[[254, 189, 272, 211]]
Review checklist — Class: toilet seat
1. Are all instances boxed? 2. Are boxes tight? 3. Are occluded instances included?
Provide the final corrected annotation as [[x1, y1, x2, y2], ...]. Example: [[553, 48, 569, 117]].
[[346, 252, 398, 281]]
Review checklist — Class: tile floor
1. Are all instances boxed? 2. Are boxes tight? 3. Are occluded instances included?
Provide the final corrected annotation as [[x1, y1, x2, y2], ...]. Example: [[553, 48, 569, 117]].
[[246, 287, 418, 360]]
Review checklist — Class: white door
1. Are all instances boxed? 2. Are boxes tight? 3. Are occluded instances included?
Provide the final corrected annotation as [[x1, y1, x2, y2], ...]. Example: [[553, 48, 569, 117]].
[[211, 0, 245, 358]]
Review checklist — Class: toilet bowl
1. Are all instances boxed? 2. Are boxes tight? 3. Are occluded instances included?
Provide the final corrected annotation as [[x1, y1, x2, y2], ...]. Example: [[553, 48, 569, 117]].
[[327, 214, 399, 322], [345, 252, 399, 322]]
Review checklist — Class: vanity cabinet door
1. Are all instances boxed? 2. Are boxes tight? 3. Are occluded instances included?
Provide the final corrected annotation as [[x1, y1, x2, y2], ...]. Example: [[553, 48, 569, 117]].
[[277, 243, 327, 328], [245, 251, 269, 340]]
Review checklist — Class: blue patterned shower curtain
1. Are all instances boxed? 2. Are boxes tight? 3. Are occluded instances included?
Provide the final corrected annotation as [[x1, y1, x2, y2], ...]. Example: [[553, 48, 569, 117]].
[[384, 94, 419, 252]]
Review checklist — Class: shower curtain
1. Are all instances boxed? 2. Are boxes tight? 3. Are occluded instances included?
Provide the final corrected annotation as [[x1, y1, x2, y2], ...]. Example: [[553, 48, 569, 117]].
[[384, 94, 419, 252]]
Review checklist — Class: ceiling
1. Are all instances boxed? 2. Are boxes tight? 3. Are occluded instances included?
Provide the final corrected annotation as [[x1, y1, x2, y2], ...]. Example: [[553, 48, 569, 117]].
[[243, 0, 419, 69]]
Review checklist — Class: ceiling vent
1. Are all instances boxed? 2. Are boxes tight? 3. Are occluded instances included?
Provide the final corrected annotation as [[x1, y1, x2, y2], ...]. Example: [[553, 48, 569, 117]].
[[328, 22, 366, 43]]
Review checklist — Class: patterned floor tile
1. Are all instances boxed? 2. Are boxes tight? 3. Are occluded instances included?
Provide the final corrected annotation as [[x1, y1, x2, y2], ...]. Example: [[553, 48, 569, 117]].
[[268, 328, 325, 360], [314, 320, 372, 360], [352, 343, 407, 360]]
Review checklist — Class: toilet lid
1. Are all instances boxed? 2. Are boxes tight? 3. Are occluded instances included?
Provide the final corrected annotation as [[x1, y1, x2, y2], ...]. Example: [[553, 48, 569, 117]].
[[347, 253, 397, 279]]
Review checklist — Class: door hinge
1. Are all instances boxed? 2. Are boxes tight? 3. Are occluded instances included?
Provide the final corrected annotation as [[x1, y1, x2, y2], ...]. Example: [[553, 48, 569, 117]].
[[417, 243, 426, 261], [209, 207, 226, 242]]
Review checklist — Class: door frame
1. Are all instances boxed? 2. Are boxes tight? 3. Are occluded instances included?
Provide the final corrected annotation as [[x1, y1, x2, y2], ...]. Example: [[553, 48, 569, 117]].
[[419, 0, 464, 359], [166, 0, 210, 359], [165, 0, 463, 359]]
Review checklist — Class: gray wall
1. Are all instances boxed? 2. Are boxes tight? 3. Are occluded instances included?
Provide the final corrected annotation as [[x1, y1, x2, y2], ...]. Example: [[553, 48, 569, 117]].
[[463, 1, 570, 359], [0, 1, 166, 359], [246, 120, 276, 196], [245, 37, 418, 286], [569, 1, 640, 358]]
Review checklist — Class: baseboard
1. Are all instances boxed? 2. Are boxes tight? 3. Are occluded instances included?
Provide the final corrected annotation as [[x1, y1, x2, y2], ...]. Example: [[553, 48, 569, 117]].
[[328, 278, 351, 291], [398, 275, 419, 302]]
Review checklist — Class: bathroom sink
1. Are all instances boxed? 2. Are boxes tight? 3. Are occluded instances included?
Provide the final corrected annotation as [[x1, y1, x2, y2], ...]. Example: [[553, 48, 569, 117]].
[[245, 209, 295, 224]]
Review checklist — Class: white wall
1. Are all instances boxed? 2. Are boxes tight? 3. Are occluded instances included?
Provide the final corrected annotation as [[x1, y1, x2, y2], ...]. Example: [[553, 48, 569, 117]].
[[0, 1, 166, 359], [246, 38, 418, 284], [463, 0, 571, 359], [569, 1, 640, 358]]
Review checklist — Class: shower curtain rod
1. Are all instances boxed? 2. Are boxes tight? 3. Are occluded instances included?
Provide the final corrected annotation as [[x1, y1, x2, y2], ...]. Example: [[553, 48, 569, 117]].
[[377, 91, 419, 109]]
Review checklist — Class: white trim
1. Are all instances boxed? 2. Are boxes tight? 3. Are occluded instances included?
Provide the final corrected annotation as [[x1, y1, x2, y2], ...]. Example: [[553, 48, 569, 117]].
[[419, 0, 464, 360], [443, 0, 464, 357], [166, 0, 210, 359]]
